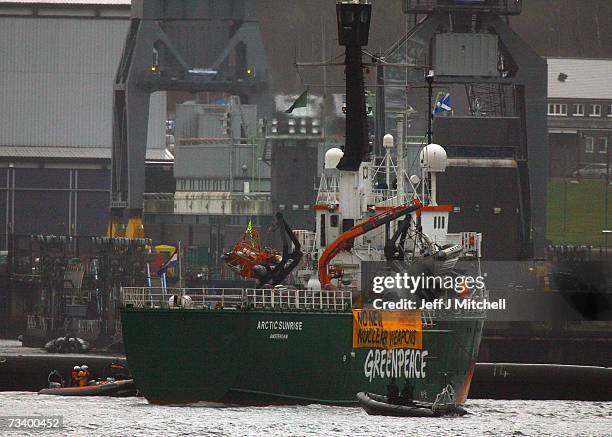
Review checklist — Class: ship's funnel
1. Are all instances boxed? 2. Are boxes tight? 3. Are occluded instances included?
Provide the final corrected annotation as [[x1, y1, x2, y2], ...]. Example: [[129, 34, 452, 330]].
[[335, 2, 372, 171]]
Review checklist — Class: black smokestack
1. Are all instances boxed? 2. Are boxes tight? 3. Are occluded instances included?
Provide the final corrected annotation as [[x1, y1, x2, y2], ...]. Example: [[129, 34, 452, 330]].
[[336, 2, 371, 171]]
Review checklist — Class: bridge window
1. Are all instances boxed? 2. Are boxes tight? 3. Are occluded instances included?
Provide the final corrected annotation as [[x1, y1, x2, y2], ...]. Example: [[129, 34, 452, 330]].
[[342, 219, 354, 232]]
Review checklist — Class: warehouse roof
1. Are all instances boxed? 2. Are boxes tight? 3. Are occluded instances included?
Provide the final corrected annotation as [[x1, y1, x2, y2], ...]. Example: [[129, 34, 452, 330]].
[[0, 146, 173, 162], [547, 57, 612, 100]]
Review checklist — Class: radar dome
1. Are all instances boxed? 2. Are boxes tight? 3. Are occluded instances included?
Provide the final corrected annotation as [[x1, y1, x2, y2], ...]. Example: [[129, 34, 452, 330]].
[[383, 134, 394, 148], [324, 147, 344, 169], [420, 143, 447, 172]]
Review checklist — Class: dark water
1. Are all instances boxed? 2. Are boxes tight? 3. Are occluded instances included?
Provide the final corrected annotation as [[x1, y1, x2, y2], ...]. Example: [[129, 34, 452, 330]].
[[1, 392, 610, 436]]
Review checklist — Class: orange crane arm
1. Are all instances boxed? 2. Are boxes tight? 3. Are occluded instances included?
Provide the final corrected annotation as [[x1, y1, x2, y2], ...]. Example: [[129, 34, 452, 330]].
[[318, 200, 422, 285]]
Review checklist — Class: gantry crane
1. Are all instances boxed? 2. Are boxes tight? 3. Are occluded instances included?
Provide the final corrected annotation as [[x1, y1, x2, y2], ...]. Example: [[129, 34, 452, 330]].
[[108, 0, 270, 238]]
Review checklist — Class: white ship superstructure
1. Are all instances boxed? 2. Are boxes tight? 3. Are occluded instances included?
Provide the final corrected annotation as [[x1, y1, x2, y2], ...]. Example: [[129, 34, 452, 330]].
[[296, 134, 482, 291]]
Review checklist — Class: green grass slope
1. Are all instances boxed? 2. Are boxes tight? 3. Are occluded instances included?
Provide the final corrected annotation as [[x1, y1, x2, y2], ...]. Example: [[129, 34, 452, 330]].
[[547, 178, 612, 246]]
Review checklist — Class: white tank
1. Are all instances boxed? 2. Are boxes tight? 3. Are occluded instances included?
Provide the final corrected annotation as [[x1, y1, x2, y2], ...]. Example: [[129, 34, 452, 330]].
[[307, 277, 322, 291], [182, 295, 193, 308], [324, 147, 344, 169], [420, 143, 448, 173], [168, 295, 180, 308]]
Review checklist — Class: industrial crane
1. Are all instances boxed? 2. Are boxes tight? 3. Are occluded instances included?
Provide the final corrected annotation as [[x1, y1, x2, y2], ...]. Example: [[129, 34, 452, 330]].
[[108, 0, 269, 238]]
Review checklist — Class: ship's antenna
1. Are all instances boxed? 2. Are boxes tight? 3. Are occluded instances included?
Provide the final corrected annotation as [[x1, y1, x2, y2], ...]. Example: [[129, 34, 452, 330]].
[[426, 69, 434, 144], [322, 13, 327, 142]]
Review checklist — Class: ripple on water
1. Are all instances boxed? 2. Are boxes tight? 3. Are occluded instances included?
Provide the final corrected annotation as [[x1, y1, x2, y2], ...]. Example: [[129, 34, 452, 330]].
[[0, 393, 610, 437]]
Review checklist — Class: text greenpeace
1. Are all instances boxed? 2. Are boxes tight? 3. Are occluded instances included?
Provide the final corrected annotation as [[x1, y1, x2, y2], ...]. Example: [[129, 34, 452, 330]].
[[364, 348, 429, 382], [371, 273, 485, 294], [352, 309, 422, 350]]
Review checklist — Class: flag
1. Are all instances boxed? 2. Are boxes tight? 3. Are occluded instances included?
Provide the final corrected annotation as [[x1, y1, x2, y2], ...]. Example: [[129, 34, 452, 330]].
[[245, 220, 257, 245], [157, 250, 178, 276], [285, 90, 308, 113], [433, 93, 452, 114]]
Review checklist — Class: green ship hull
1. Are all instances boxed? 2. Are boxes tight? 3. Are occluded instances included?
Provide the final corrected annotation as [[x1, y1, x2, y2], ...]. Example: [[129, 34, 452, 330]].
[[121, 309, 483, 405]]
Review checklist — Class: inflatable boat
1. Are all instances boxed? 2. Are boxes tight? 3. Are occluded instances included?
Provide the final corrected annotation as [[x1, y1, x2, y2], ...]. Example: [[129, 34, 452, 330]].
[[39, 379, 136, 397], [44, 336, 90, 354], [356, 392, 467, 417]]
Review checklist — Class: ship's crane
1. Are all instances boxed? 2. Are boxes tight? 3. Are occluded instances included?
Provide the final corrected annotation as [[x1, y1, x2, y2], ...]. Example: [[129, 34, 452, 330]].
[[318, 201, 422, 285]]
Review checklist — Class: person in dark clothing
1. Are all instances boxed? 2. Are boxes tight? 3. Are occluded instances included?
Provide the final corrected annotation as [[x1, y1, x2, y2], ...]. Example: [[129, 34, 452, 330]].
[[55, 337, 67, 353], [400, 379, 414, 405], [386, 377, 400, 404], [47, 370, 64, 388]]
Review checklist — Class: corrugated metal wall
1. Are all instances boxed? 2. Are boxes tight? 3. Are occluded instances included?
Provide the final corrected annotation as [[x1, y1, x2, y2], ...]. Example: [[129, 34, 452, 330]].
[[434, 33, 499, 77], [0, 17, 166, 148], [1, 167, 111, 249]]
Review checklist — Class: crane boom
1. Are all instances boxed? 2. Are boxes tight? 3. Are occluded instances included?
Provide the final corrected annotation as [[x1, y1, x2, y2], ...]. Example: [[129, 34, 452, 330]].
[[318, 200, 422, 285]]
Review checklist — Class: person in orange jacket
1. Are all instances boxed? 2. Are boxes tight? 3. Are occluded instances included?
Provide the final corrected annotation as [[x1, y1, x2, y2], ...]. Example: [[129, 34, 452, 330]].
[[82, 364, 91, 382], [77, 367, 88, 387]]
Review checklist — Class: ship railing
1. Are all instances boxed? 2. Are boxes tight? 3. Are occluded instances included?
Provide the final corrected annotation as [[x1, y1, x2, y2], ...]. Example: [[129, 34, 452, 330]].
[[369, 189, 399, 205], [120, 287, 244, 309], [243, 288, 352, 311], [121, 286, 353, 311], [77, 319, 103, 335], [26, 315, 54, 331], [188, 288, 244, 309]]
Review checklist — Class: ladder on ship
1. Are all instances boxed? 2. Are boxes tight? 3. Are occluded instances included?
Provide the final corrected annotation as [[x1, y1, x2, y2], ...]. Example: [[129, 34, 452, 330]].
[[422, 309, 436, 328]]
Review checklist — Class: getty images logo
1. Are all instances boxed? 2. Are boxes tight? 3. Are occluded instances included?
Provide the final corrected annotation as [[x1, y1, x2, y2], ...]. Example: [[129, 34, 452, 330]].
[[372, 273, 486, 295]]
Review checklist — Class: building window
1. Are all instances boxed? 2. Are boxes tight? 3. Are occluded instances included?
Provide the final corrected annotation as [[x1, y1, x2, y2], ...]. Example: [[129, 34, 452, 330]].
[[598, 137, 608, 154], [590, 104, 601, 117], [585, 137, 594, 153], [573, 104, 584, 116], [608, 104, 612, 117], [548, 103, 567, 116]]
